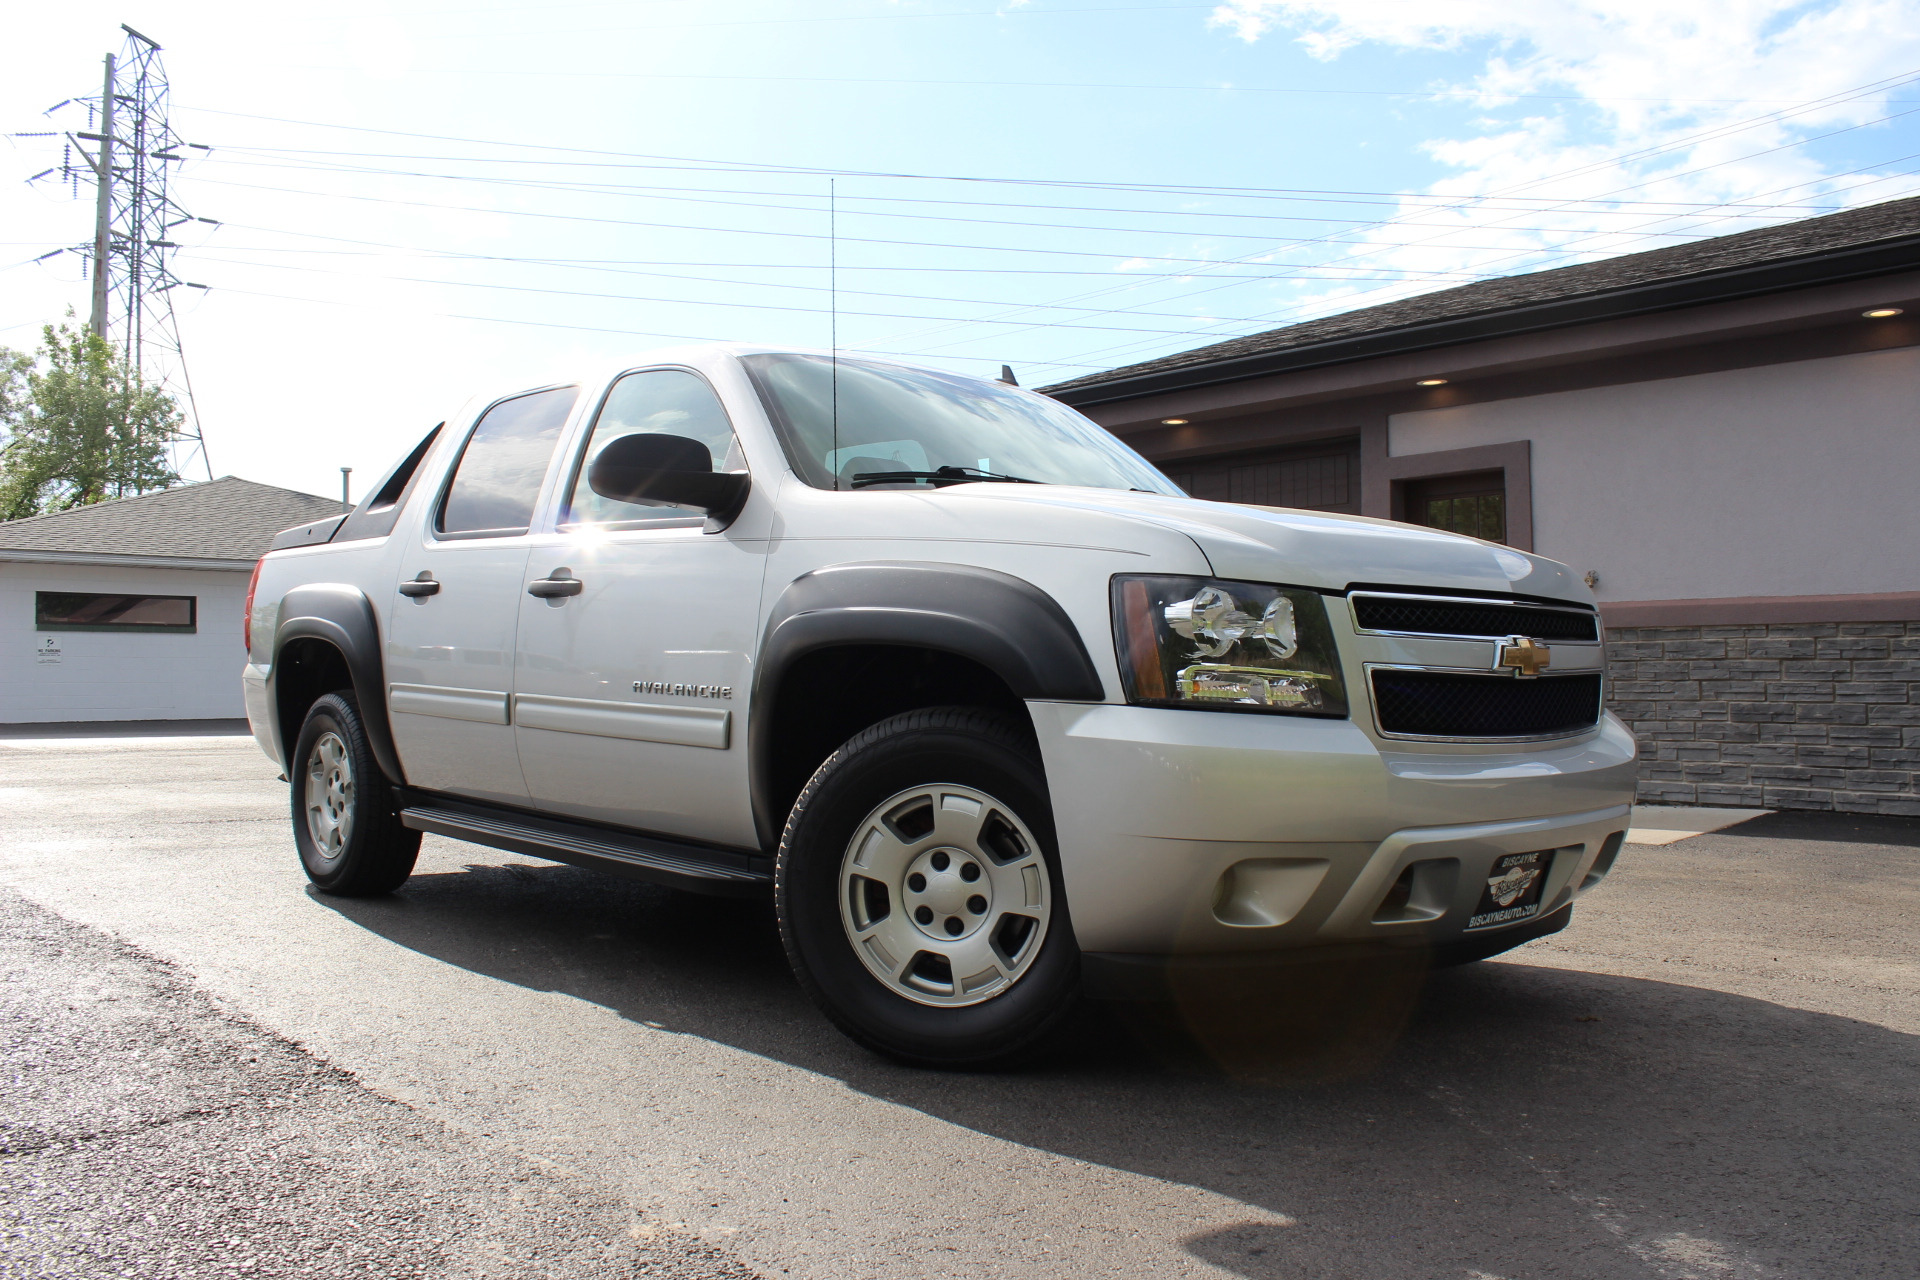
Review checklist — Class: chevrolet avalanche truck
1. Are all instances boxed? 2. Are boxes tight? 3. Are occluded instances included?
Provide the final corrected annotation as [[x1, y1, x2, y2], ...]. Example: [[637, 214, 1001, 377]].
[[244, 345, 1637, 1067]]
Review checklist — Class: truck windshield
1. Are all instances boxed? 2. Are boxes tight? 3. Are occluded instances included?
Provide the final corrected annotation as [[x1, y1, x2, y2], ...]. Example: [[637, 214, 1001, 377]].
[[741, 353, 1180, 494]]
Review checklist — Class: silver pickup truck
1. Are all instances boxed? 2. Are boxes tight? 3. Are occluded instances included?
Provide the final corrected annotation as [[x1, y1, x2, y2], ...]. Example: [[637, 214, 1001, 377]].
[[244, 344, 1637, 1067]]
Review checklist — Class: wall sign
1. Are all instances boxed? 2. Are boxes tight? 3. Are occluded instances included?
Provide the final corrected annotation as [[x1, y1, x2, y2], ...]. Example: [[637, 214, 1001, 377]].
[[35, 635, 62, 665]]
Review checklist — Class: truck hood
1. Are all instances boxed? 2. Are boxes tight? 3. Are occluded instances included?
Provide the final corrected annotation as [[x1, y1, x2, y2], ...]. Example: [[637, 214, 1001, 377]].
[[961, 485, 1590, 603]]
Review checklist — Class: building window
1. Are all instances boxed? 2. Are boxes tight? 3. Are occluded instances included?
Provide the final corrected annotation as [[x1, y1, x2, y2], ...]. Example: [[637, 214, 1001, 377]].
[[35, 591, 197, 633], [1403, 470, 1506, 543]]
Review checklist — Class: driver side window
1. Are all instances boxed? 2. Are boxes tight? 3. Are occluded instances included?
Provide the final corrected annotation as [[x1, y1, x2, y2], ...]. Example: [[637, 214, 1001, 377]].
[[563, 369, 744, 528]]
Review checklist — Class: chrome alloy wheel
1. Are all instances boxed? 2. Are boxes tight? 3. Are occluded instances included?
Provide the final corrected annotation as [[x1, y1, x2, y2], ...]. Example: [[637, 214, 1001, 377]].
[[303, 731, 355, 860], [839, 783, 1052, 1007]]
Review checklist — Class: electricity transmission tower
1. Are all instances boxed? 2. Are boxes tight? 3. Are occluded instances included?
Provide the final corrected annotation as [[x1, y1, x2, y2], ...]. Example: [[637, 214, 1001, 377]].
[[36, 25, 214, 480]]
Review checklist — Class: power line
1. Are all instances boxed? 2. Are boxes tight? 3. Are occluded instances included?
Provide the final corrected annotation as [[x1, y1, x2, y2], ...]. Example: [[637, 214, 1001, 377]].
[[267, 61, 1920, 107], [160, 108, 1920, 374], [405, 3, 1217, 33], [177, 252, 1280, 335], [185, 240, 1441, 317], [62, 74, 1908, 387], [183, 173, 1500, 276], [197, 146, 1867, 222], [201, 281, 1105, 371], [175, 65, 1901, 370], [169, 105, 1900, 212], [195, 150, 1819, 246]]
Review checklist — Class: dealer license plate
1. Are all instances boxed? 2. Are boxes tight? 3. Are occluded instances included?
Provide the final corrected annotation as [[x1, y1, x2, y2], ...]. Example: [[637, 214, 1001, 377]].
[[1465, 849, 1552, 930]]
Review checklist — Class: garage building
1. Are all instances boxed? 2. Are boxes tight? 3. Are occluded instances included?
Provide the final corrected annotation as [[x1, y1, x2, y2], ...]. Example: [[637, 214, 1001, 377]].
[[0, 477, 340, 724]]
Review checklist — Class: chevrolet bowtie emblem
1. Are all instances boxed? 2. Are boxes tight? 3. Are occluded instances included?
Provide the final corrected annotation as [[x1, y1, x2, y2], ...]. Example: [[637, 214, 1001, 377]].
[[1496, 635, 1552, 677]]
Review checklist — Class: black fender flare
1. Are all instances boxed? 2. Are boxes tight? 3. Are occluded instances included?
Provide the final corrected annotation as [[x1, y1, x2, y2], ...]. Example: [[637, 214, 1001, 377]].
[[270, 583, 406, 786], [749, 561, 1105, 845]]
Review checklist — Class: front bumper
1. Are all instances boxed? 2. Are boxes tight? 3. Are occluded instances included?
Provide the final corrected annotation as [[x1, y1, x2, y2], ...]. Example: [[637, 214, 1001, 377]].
[[1079, 902, 1576, 1000], [1028, 701, 1636, 957]]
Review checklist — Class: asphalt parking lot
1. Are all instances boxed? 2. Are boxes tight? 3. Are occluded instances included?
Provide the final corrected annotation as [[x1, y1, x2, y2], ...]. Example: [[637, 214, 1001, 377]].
[[2, 731, 1916, 1279]]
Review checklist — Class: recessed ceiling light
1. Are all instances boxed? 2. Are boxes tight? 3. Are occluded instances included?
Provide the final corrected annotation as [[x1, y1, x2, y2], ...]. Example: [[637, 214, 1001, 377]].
[[1416, 377, 1449, 386], [1160, 417, 1189, 425], [1863, 307, 1905, 318]]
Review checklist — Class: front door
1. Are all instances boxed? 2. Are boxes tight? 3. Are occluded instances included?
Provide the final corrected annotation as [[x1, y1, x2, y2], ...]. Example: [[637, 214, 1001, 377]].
[[385, 385, 578, 805], [512, 367, 765, 849]]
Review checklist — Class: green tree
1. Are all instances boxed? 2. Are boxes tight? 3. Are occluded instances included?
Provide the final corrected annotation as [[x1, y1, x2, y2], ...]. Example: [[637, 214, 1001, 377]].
[[0, 317, 182, 520]]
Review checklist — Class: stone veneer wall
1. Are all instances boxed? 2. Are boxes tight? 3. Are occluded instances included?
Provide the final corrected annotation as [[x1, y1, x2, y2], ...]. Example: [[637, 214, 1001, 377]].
[[1604, 621, 1920, 815]]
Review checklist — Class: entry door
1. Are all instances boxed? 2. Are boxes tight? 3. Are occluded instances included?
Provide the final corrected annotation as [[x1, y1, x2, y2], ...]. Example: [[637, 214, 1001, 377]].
[[384, 386, 578, 805], [511, 367, 764, 849]]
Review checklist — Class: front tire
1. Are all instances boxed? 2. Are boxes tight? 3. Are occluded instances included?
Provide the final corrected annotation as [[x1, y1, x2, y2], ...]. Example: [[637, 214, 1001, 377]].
[[776, 707, 1079, 1069], [290, 691, 420, 896]]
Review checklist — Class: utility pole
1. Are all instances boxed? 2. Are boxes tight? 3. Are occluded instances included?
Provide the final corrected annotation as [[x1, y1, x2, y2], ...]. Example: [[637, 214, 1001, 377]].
[[30, 26, 214, 481], [87, 53, 114, 341]]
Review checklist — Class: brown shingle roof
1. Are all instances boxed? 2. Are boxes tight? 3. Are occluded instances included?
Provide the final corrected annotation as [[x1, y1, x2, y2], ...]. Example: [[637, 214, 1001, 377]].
[[0, 477, 340, 563], [1042, 194, 1920, 398]]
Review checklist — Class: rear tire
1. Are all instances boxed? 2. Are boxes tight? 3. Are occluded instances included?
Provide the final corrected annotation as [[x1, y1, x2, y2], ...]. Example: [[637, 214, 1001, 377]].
[[776, 707, 1079, 1069], [290, 691, 420, 896]]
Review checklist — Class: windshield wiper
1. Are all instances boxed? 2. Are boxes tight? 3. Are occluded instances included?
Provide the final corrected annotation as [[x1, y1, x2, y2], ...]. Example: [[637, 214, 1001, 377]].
[[849, 465, 1043, 489]]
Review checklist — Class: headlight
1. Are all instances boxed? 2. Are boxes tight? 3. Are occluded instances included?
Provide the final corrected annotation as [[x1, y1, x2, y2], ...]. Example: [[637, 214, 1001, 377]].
[[1111, 575, 1347, 716]]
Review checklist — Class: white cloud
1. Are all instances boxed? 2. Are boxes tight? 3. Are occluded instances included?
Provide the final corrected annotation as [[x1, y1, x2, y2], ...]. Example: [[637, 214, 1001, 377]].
[[1195, 1, 1920, 326]]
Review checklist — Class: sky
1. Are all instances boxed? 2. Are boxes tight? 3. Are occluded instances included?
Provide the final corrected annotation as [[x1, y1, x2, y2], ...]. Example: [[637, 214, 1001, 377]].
[[5, 0, 1920, 499]]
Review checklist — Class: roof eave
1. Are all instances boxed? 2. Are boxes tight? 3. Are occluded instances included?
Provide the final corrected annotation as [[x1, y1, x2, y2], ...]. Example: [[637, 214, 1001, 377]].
[[1046, 232, 1920, 408], [0, 549, 257, 572]]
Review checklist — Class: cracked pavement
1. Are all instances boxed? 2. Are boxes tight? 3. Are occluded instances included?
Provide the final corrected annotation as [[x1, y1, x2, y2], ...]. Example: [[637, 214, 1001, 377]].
[[0, 886, 758, 1279]]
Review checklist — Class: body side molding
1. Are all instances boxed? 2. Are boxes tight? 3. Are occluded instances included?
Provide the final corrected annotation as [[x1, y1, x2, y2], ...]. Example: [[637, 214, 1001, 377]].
[[748, 560, 1106, 845], [271, 583, 406, 786]]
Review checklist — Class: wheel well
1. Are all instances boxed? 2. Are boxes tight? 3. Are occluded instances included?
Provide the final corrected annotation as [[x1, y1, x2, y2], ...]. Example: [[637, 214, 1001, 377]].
[[275, 638, 354, 763], [764, 645, 1030, 834]]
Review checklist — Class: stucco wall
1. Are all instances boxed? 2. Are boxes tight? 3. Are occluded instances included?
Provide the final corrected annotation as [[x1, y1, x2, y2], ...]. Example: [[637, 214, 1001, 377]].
[[1387, 345, 1920, 603], [0, 561, 248, 723]]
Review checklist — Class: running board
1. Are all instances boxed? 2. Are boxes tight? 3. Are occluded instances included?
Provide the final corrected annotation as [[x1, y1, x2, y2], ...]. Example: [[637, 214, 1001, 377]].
[[400, 799, 770, 897]]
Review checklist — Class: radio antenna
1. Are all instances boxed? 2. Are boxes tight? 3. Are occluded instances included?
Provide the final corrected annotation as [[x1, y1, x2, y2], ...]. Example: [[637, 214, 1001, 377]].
[[829, 177, 839, 490]]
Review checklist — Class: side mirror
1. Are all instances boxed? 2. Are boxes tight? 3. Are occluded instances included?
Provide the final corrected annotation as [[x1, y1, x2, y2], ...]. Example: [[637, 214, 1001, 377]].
[[587, 433, 750, 524]]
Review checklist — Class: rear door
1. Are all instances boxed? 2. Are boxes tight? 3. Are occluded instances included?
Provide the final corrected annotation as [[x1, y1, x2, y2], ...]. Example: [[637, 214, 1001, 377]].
[[512, 366, 765, 849], [384, 385, 578, 805]]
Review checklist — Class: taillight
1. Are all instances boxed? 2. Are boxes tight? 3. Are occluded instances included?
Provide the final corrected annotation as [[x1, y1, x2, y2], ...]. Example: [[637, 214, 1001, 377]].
[[244, 557, 264, 655]]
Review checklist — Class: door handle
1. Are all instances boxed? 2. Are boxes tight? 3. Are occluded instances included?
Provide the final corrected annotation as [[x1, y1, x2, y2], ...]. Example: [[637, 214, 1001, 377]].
[[527, 572, 583, 599], [398, 573, 440, 598]]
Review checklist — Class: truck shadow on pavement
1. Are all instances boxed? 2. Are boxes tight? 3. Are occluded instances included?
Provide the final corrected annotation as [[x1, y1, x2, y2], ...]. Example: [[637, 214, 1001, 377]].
[[315, 852, 1920, 1280]]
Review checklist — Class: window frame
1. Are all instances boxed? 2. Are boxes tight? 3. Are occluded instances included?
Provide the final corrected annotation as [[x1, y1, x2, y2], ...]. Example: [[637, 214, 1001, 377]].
[[429, 384, 582, 542], [555, 364, 747, 534], [334, 423, 444, 544], [35, 590, 198, 634], [1374, 437, 1533, 551]]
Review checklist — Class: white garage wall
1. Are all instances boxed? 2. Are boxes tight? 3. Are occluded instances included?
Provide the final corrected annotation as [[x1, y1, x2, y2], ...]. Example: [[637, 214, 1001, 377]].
[[1388, 345, 1920, 603], [1, 561, 249, 723]]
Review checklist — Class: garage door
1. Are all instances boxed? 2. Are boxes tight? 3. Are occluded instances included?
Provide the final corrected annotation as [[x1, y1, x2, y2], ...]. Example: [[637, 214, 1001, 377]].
[[1159, 440, 1360, 514]]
